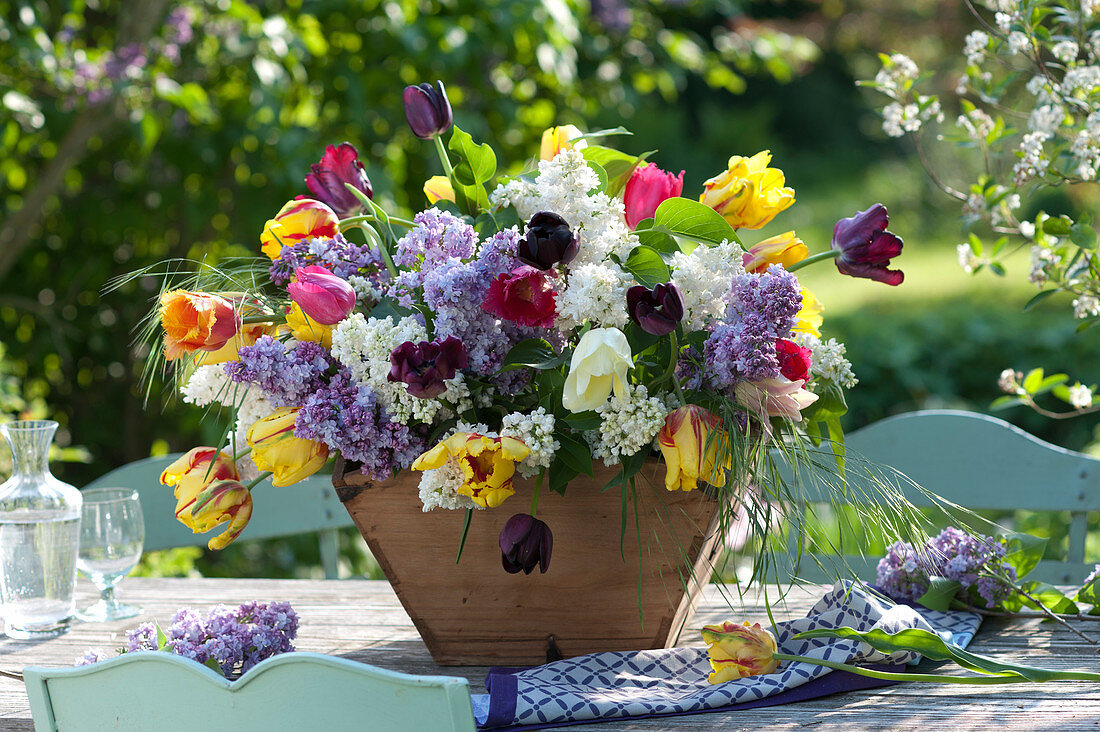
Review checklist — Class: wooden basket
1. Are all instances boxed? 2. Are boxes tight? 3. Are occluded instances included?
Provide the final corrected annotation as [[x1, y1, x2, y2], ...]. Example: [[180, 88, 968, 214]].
[[333, 457, 725, 666]]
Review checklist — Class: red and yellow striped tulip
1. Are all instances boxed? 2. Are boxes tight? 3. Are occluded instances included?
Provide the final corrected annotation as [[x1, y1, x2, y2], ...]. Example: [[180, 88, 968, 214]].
[[186, 479, 254, 550], [657, 405, 731, 492], [259, 198, 340, 260], [701, 620, 780, 683], [412, 432, 530, 509]]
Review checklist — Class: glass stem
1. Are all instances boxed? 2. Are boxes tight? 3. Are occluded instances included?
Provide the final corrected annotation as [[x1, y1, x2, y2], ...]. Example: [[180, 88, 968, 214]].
[[100, 584, 117, 607]]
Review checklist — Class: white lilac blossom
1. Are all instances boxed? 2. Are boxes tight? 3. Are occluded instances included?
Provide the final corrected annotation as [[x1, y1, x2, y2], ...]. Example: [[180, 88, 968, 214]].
[[180, 364, 275, 453], [964, 30, 989, 65], [501, 407, 559, 478], [181, 364, 237, 407], [1073, 294, 1100, 318], [1069, 383, 1094, 409], [670, 239, 746, 331], [1053, 40, 1080, 64], [554, 261, 631, 331], [794, 334, 858, 388], [589, 384, 671, 466], [331, 313, 457, 424], [957, 242, 981, 274], [490, 148, 637, 264], [417, 459, 479, 511]]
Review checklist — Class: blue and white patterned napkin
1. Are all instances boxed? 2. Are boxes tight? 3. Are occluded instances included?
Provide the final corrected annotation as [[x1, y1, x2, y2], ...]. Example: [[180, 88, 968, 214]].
[[471, 581, 981, 730]]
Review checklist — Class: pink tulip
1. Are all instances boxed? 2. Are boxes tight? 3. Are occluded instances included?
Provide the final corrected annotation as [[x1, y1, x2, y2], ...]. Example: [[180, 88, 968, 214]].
[[287, 265, 356, 325], [735, 377, 819, 438], [623, 163, 685, 229]]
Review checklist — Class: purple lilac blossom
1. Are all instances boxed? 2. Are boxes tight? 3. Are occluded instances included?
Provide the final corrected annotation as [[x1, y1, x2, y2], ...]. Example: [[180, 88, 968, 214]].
[[876, 528, 1017, 608], [294, 368, 424, 480], [395, 208, 478, 271], [75, 648, 111, 666], [126, 622, 159, 652], [225, 337, 333, 408], [1084, 564, 1100, 586], [704, 265, 802, 388], [269, 233, 384, 287]]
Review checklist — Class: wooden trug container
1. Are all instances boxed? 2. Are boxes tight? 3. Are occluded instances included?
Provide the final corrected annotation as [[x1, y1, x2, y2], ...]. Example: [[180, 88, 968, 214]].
[[333, 457, 725, 666]]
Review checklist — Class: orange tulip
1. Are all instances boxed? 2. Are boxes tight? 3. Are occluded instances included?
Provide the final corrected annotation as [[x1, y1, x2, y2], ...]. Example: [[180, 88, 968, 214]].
[[701, 621, 780, 683], [159, 290, 241, 361], [259, 199, 340, 260], [657, 405, 731, 492], [187, 479, 254, 550], [743, 231, 808, 273], [159, 447, 240, 529]]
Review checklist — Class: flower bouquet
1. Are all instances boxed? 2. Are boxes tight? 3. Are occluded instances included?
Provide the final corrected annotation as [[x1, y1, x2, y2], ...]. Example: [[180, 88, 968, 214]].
[[140, 81, 907, 663]]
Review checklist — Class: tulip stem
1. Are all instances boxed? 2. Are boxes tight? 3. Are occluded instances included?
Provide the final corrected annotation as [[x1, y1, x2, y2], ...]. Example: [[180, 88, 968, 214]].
[[666, 333, 687, 406], [245, 472, 273, 490], [531, 473, 542, 515], [434, 135, 455, 179], [242, 315, 284, 325], [786, 249, 840, 273], [340, 214, 415, 229], [769, 653, 1020, 684]]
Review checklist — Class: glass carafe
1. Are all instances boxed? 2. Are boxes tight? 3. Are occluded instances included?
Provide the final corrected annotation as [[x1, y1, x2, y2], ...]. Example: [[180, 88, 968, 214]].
[[0, 420, 82, 638]]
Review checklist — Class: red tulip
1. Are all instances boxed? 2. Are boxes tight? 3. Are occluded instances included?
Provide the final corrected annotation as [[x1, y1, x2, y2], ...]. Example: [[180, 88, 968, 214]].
[[481, 266, 557, 328], [623, 163, 684, 229], [775, 339, 812, 382], [304, 142, 373, 217]]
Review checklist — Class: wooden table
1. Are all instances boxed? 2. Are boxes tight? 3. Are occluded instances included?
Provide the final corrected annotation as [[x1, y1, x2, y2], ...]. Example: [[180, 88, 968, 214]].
[[3, 578, 1100, 730]]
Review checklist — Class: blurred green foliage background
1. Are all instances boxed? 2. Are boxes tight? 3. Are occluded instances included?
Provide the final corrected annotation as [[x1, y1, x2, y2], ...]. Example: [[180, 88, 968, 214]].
[[3, 0, 1098, 578]]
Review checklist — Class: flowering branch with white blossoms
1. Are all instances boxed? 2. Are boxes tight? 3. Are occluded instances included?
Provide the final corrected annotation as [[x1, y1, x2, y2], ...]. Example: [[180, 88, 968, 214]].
[[862, 0, 1100, 417]]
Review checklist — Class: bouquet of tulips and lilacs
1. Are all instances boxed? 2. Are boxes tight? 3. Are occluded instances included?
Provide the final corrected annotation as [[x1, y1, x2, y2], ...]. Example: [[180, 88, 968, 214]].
[[862, 0, 1100, 419], [148, 81, 906, 574]]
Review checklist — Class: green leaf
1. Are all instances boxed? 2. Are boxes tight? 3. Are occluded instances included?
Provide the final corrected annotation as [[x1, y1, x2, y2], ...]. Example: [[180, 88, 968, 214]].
[[368, 299, 417, 323], [990, 395, 1026, 410], [555, 431, 594, 476], [448, 126, 497, 215], [1018, 580, 1078, 614], [652, 197, 739, 249], [562, 411, 602, 431], [1001, 532, 1047, 579], [1072, 223, 1098, 250], [1023, 289, 1057, 311], [548, 456, 579, 494], [1021, 367, 1044, 393], [1076, 573, 1100, 604], [501, 339, 566, 371], [155, 623, 169, 651], [582, 145, 654, 197], [795, 626, 1099, 682], [801, 379, 848, 421], [587, 160, 609, 193], [1041, 215, 1073, 236], [204, 658, 224, 674], [917, 576, 963, 611], [622, 245, 671, 287]]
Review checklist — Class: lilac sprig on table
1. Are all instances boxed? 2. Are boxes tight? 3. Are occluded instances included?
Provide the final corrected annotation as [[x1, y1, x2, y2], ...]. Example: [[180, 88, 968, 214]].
[[76, 601, 299, 678], [877, 527, 1017, 609]]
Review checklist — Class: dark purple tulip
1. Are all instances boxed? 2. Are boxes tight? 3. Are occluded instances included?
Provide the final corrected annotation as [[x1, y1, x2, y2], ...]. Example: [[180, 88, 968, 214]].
[[517, 212, 579, 270], [830, 203, 904, 286], [304, 142, 374, 217], [627, 282, 684, 336], [499, 513, 553, 574], [387, 336, 468, 399], [402, 81, 453, 140]]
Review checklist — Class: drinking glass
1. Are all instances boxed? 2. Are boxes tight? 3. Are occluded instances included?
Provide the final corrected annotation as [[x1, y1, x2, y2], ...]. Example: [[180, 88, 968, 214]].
[[76, 488, 144, 621]]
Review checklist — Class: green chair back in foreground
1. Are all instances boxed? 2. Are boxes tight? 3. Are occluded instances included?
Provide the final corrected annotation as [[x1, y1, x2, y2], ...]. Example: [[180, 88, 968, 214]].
[[783, 409, 1100, 585], [24, 652, 476, 732], [83, 454, 355, 578]]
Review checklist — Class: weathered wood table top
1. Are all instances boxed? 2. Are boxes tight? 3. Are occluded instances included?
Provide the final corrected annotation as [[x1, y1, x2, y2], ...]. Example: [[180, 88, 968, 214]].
[[3, 577, 1100, 730]]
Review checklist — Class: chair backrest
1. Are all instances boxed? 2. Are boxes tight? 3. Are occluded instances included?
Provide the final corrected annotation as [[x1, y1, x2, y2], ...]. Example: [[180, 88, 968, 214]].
[[784, 409, 1100, 585], [24, 652, 476, 732], [84, 455, 355, 578]]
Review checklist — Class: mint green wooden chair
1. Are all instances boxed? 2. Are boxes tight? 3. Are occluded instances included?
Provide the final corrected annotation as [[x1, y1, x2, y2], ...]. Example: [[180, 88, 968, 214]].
[[84, 455, 354, 579], [783, 409, 1100, 585], [24, 652, 476, 732]]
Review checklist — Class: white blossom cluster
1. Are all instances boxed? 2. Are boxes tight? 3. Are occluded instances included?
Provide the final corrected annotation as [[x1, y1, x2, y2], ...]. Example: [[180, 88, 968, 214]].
[[179, 364, 274, 462], [490, 148, 638, 265], [669, 239, 746, 331], [331, 313, 462, 424], [554, 261, 631, 331], [501, 407, 559, 478], [1014, 131, 1050, 184], [1007, 31, 1032, 55], [417, 459, 479, 512], [957, 107, 995, 142], [589, 384, 671, 466], [1069, 382, 1095, 409], [795, 334, 858, 388], [1073, 293, 1100, 319], [964, 30, 989, 65], [1029, 244, 1061, 286], [874, 53, 919, 97], [956, 243, 981, 274], [1086, 0, 1100, 18], [1053, 40, 1080, 64], [1071, 112, 1100, 178]]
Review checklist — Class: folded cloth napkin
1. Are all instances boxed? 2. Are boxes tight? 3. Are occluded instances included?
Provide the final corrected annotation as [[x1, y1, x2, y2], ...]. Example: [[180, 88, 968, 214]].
[[471, 581, 981, 730]]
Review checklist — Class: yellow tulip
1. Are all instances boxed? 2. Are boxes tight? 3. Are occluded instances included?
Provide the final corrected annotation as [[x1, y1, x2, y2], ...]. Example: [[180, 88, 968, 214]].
[[539, 124, 587, 161], [186, 479, 254, 551], [701, 620, 780, 683], [792, 286, 823, 338], [246, 407, 329, 487], [159, 447, 240, 528], [194, 321, 275, 366], [259, 199, 340, 260], [562, 328, 633, 413], [424, 175, 455, 204], [412, 432, 530, 508], [699, 150, 795, 230], [657, 405, 731, 492], [284, 302, 333, 349], [744, 231, 808, 273]]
